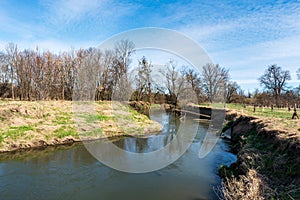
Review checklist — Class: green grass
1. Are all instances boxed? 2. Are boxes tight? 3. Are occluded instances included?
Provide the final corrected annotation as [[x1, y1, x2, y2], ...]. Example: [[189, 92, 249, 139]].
[[0, 115, 6, 121], [221, 127, 300, 198], [128, 108, 149, 122], [225, 103, 293, 119], [83, 114, 112, 123], [198, 103, 211, 107], [52, 115, 71, 125], [225, 103, 244, 110], [243, 129, 300, 178], [150, 104, 161, 109], [53, 126, 77, 139], [199, 103, 294, 119], [81, 128, 103, 137], [1, 125, 34, 140], [75, 112, 113, 124]]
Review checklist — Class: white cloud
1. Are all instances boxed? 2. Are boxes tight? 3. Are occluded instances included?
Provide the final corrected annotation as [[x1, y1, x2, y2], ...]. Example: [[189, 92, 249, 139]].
[[42, 0, 138, 31], [179, 23, 237, 42], [212, 35, 300, 63], [0, 9, 43, 40], [175, 1, 300, 52], [171, 1, 300, 91], [0, 39, 98, 53], [43, 0, 107, 25]]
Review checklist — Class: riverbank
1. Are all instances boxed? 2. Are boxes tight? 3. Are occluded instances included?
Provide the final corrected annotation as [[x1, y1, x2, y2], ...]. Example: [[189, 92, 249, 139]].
[[220, 109, 300, 199], [0, 100, 162, 153]]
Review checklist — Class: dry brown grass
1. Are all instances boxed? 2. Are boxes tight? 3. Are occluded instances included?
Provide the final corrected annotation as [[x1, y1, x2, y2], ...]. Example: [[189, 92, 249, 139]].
[[222, 111, 300, 199], [222, 169, 275, 200], [0, 100, 162, 152], [226, 107, 300, 140]]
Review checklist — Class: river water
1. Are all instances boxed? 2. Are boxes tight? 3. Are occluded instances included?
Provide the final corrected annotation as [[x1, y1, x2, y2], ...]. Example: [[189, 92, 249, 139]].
[[0, 112, 236, 200]]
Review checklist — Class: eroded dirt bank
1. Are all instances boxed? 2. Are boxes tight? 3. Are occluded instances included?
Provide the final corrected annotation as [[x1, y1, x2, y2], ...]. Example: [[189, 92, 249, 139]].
[[220, 111, 300, 199]]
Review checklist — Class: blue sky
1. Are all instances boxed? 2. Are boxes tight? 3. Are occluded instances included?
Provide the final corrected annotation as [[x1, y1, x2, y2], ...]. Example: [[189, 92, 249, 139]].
[[0, 0, 299, 92]]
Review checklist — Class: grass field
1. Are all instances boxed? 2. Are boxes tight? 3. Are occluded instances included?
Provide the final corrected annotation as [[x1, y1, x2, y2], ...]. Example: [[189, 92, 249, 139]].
[[0, 100, 162, 152], [225, 103, 295, 119], [199, 103, 300, 135]]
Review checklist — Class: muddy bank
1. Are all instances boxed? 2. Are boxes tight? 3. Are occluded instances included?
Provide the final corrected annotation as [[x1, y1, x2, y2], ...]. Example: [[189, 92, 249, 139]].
[[220, 111, 300, 199]]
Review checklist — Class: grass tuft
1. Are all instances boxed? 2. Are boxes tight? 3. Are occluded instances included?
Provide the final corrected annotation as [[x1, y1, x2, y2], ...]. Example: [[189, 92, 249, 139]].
[[4, 125, 34, 140], [53, 126, 77, 139]]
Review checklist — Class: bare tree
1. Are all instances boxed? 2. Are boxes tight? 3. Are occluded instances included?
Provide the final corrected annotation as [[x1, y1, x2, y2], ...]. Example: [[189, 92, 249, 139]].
[[0, 51, 11, 98], [114, 40, 135, 79], [109, 40, 135, 101], [226, 81, 240, 103], [202, 63, 229, 103], [259, 64, 291, 107], [16, 49, 33, 100], [160, 60, 186, 108], [6, 43, 19, 100], [134, 56, 153, 102], [0, 41, 142, 102], [97, 50, 115, 100], [184, 68, 205, 103], [0, 51, 9, 83]]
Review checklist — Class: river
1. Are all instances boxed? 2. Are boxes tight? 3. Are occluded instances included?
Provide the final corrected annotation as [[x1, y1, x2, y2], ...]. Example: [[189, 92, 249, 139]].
[[0, 111, 236, 200]]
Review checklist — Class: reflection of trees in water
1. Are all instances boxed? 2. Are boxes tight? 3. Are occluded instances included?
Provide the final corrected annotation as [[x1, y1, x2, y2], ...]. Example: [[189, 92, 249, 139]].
[[135, 138, 147, 153], [110, 112, 209, 155], [112, 137, 125, 150], [112, 137, 148, 153], [163, 113, 180, 134], [111, 112, 182, 153], [1, 144, 97, 170]]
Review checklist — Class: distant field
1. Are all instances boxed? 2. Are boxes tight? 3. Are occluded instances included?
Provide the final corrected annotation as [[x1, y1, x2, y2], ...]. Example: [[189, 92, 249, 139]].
[[226, 103, 295, 119], [199, 103, 300, 134], [199, 102, 297, 119]]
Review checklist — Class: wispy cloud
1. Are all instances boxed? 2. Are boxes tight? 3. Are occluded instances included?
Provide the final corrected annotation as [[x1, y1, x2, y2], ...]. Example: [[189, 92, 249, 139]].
[[174, 1, 300, 50], [208, 34, 300, 91], [42, 0, 139, 37], [0, 0, 140, 52], [0, 8, 44, 40], [165, 1, 300, 90], [0, 0, 299, 91], [0, 38, 98, 53], [42, 0, 107, 26], [211, 35, 300, 67]]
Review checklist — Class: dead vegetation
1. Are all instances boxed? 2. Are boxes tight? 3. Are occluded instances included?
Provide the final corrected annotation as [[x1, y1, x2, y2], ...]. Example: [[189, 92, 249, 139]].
[[222, 169, 275, 200], [0, 100, 162, 152], [220, 111, 300, 199]]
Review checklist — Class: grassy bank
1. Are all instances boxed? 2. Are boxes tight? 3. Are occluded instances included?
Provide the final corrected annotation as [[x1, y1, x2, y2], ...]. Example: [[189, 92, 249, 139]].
[[219, 108, 300, 199], [0, 100, 162, 152]]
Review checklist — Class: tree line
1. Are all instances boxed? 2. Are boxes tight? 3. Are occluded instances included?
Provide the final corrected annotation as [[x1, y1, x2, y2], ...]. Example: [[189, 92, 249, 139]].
[[0, 41, 299, 108], [0, 41, 134, 101], [0, 40, 235, 105], [257, 65, 300, 108]]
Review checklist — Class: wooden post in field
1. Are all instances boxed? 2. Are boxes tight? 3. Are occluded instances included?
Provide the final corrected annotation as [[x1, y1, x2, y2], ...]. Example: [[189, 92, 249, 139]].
[[292, 104, 299, 119], [271, 104, 274, 112]]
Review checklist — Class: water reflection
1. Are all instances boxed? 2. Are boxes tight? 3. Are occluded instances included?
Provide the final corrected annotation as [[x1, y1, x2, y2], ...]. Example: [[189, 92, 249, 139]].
[[112, 111, 180, 153], [0, 112, 236, 200]]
